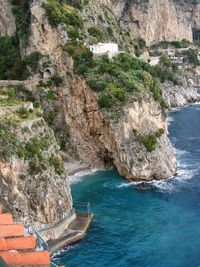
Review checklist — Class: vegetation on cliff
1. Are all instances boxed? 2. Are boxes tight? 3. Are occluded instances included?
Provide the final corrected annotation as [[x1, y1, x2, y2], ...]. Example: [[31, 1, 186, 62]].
[[0, 35, 41, 80], [151, 39, 191, 49], [133, 128, 165, 152], [11, 0, 32, 46], [64, 41, 170, 112], [0, 37, 29, 80], [0, 87, 64, 175], [42, 0, 83, 28]]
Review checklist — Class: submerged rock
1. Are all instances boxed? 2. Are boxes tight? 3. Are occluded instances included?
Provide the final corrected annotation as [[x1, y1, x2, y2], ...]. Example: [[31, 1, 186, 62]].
[[135, 182, 154, 190]]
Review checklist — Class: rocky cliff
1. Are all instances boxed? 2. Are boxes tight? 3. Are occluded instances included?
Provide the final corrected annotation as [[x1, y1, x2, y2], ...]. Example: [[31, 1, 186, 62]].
[[114, 0, 193, 45], [79, 0, 197, 46], [25, 0, 177, 181], [0, 85, 72, 228], [0, 0, 199, 227], [0, 0, 16, 36], [162, 66, 200, 108]]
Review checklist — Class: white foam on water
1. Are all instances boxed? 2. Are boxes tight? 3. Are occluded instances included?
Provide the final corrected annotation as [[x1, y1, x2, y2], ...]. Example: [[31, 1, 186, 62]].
[[176, 167, 198, 181], [116, 181, 142, 189], [175, 148, 189, 158], [188, 137, 200, 140], [68, 169, 99, 185], [148, 179, 175, 192], [116, 179, 176, 192], [51, 244, 80, 259], [167, 116, 174, 126]]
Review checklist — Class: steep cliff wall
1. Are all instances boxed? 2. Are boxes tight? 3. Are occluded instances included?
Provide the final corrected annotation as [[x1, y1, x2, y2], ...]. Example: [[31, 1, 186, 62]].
[[112, 0, 193, 45], [62, 78, 176, 180], [174, 0, 200, 29], [0, 0, 16, 36], [163, 66, 200, 108], [0, 87, 72, 228], [27, 0, 177, 181]]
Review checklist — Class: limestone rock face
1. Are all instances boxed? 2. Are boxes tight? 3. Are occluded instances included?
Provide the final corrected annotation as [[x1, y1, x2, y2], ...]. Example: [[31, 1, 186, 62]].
[[63, 79, 177, 180], [112, 0, 193, 45], [0, 117, 72, 228], [27, 0, 177, 181], [175, 0, 200, 29], [162, 67, 200, 108], [0, 0, 16, 36]]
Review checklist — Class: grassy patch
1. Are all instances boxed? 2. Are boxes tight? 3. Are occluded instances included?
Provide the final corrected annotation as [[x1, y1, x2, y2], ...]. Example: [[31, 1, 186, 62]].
[[133, 128, 165, 152], [42, 0, 83, 29], [0, 36, 29, 80], [11, 0, 32, 46], [65, 41, 168, 113], [49, 154, 64, 175]]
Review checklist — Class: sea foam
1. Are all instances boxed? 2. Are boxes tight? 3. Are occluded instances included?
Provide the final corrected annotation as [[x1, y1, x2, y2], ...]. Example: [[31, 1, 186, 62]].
[[68, 169, 99, 185]]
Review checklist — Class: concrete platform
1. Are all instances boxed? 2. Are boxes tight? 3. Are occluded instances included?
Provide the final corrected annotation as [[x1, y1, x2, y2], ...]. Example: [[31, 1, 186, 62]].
[[47, 212, 93, 255]]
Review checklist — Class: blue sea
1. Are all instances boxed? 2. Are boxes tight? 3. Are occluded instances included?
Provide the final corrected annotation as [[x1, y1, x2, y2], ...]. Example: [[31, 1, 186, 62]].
[[55, 104, 200, 267]]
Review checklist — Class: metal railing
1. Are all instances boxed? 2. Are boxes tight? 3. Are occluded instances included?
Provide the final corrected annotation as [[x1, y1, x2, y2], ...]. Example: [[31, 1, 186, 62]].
[[25, 225, 49, 251], [50, 261, 59, 267], [73, 201, 91, 216], [0, 256, 9, 267], [34, 230, 49, 251]]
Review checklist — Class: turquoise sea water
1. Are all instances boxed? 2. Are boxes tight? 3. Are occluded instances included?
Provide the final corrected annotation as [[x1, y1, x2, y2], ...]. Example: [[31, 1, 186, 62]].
[[55, 104, 200, 267]]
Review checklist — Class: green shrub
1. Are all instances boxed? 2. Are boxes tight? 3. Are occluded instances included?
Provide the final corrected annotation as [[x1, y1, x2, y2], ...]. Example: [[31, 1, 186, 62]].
[[45, 110, 57, 125], [88, 27, 104, 42], [134, 38, 147, 57], [159, 54, 172, 67], [64, 40, 94, 74], [24, 51, 42, 72], [137, 38, 146, 50], [107, 26, 113, 37], [151, 65, 180, 85], [65, 41, 169, 112], [133, 128, 164, 152], [67, 27, 80, 39], [17, 107, 30, 119], [11, 0, 32, 45], [184, 49, 200, 66], [33, 100, 40, 108], [25, 137, 49, 160], [29, 158, 48, 174], [108, 83, 127, 103], [0, 119, 22, 159], [7, 87, 16, 99], [43, 0, 83, 28], [49, 154, 64, 175], [98, 92, 113, 108], [64, 0, 88, 10], [87, 76, 107, 91], [51, 75, 63, 86], [0, 36, 29, 80], [55, 128, 70, 150], [46, 90, 58, 100], [152, 39, 191, 50]]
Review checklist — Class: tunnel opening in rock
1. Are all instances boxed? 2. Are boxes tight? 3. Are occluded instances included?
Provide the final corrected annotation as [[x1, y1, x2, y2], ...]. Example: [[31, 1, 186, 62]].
[[43, 69, 52, 80]]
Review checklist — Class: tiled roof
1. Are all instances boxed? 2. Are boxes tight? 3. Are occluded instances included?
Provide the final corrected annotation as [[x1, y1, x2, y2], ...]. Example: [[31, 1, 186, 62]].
[[0, 206, 58, 267]]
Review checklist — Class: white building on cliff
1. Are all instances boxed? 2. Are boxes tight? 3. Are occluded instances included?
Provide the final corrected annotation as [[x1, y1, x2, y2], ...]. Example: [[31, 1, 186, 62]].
[[89, 42, 120, 58]]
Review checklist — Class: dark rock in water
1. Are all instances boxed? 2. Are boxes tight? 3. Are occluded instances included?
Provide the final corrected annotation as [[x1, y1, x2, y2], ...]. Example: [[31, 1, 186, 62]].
[[136, 182, 154, 190]]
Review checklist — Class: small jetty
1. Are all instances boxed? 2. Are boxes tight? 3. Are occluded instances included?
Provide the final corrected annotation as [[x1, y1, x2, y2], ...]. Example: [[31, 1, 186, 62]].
[[40, 202, 93, 255], [47, 212, 93, 255]]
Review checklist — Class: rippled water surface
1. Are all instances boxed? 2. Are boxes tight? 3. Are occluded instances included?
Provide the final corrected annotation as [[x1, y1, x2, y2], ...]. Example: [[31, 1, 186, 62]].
[[55, 104, 200, 267]]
